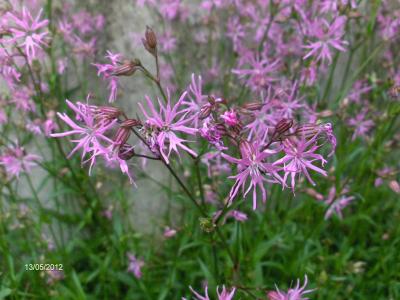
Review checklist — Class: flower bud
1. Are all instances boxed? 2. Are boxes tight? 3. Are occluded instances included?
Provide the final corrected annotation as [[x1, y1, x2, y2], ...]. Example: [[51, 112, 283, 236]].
[[389, 180, 400, 194], [113, 127, 131, 147], [118, 143, 135, 160], [271, 118, 293, 142], [199, 104, 212, 120], [120, 118, 142, 128], [142, 26, 157, 56], [96, 106, 122, 123], [242, 101, 264, 111], [208, 95, 216, 105], [111, 59, 141, 76]]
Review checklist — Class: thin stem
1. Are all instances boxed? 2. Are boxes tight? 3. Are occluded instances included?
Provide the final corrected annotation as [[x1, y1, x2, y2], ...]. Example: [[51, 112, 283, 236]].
[[130, 127, 235, 263], [135, 153, 160, 160], [139, 65, 168, 103], [155, 51, 160, 81], [195, 160, 205, 205]]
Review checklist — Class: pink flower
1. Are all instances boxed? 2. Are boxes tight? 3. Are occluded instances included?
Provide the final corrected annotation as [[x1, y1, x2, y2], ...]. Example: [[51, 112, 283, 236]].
[[159, 30, 177, 53], [216, 285, 236, 300], [0, 62, 21, 90], [184, 285, 236, 300], [72, 36, 97, 58], [104, 145, 136, 185], [303, 17, 348, 64], [199, 117, 226, 150], [267, 275, 314, 300], [183, 74, 207, 127], [46, 269, 64, 285], [0, 145, 41, 179], [347, 109, 374, 141], [51, 99, 116, 174], [43, 117, 58, 136], [10, 88, 36, 112], [221, 110, 239, 127], [139, 91, 197, 164], [232, 52, 279, 91], [324, 186, 356, 220], [213, 210, 248, 224], [93, 51, 123, 102], [127, 253, 144, 279], [273, 136, 328, 191], [163, 226, 177, 238], [5, 7, 49, 63], [222, 140, 283, 210]]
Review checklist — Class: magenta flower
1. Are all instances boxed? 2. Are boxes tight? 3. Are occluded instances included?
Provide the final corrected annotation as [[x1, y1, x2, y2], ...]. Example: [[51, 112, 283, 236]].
[[273, 136, 328, 191], [0, 145, 41, 179], [347, 109, 374, 141], [51, 99, 116, 174], [46, 269, 64, 285], [127, 253, 144, 279], [183, 74, 207, 127], [222, 140, 283, 210], [267, 275, 314, 300], [163, 226, 177, 238], [216, 286, 236, 300], [139, 91, 197, 164], [303, 16, 348, 64], [104, 145, 136, 185], [5, 7, 49, 63], [232, 52, 279, 91], [221, 110, 239, 127], [184, 285, 236, 300], [324, 186, 356, 220], [93, 51, 123, 102], [213, 210, 248, 224], [0, 63, 21, 90], [11, 88, 36, 112], [199, 117, 226, 150]]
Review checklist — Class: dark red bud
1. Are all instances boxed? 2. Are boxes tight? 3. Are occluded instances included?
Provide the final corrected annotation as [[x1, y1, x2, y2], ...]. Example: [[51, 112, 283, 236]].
[[112, 60, 141, 76], [96, 106, 122, 120], [275, 118, 293, 135], [145, 26, 157, 49], [118, 143, 135, 160], [142, 26, 157, 55], [113, 127, 131, 147], [242, 102, 264, 111], [199, 104, 212, 120], [208, 95, 216, 105], [120, 119, 142, 128]]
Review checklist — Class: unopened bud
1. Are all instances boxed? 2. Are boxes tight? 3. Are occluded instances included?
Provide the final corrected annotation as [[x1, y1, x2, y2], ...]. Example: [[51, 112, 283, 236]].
[[96, 106, 122, 122], [275, 118, 293, 135], [120, 118, 142, 128], [142, 26, 157, 55], [208, 95, 216, 105], [118, 143, 135, 160], [389, 180, 400, 194], [294, 123, 318, 139], [242, 102, 264, 111], [199, 104, 212, 120], [112, 59, 141, 76], [113, 127, 131, 147], [215, 123, 227, 136]]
